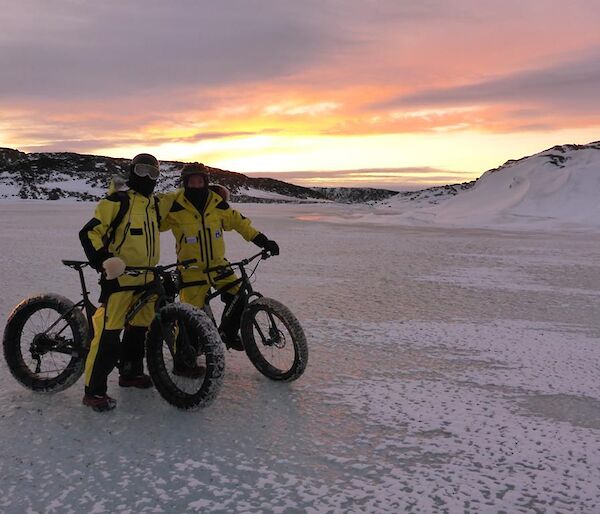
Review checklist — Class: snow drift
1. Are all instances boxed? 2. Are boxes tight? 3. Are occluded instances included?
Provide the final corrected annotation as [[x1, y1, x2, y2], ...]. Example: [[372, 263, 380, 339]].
[[325, 141, 600, 231], [423, 141, 600, 229]]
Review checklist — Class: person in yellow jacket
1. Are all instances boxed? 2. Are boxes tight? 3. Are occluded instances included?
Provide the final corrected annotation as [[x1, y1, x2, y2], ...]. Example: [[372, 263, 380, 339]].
[[160, 163, 279, 371], [79, 153, 168, 411]]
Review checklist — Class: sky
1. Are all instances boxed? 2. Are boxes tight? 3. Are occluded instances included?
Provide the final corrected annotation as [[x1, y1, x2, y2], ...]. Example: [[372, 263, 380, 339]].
[[1, 0, 600, 189]]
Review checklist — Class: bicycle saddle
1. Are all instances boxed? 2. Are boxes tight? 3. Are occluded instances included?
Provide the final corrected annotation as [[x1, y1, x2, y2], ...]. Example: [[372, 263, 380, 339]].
[[62, 260, 89, 269]]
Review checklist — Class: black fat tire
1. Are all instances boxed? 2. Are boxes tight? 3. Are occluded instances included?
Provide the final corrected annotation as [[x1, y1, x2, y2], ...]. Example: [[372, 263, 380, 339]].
[[3, 294, 89, 393], [241, 297, 308, 381], [146, 303, 225, 410]]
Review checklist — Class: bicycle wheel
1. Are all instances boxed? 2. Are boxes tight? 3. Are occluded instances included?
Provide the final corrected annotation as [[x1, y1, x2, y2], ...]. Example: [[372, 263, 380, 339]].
[[241, 297, 308, 381], [3, 294, 89, 393], [146, 303, 225, 410]]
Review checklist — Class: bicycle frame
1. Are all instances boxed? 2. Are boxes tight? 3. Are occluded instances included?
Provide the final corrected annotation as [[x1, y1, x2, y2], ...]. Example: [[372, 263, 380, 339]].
[[123, 275, 167, 324], [59, 254, 274, 354], [61, 259, 191, 333], [119, 261, 188, 323], [61, 261, 166, 331], [61, 261, 97, 328], [201, 251, 269, 329]]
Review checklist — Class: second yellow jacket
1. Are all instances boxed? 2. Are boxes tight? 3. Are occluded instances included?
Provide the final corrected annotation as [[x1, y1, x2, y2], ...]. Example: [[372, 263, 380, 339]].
[[160, 188, 260, 283]]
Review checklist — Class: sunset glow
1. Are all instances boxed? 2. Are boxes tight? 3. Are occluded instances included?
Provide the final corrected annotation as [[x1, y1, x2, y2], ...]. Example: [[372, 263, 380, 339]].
[[2, 1, 600, 188]]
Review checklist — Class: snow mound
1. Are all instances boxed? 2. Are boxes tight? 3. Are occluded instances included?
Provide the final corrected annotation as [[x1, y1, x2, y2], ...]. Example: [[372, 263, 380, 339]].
[[320, 141, 600, 231], [424, 142, 600, 229]]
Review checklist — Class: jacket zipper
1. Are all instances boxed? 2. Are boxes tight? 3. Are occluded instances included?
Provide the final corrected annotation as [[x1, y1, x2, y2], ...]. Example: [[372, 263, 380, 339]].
[[205, 227, 213, 260], [200, 212, 211, 272], [151, 220, 156, 258], [143, 220, 149, 257], [198, 229, 205, 264], [144, 198, 152, 267], [182, 194, 212, 271]]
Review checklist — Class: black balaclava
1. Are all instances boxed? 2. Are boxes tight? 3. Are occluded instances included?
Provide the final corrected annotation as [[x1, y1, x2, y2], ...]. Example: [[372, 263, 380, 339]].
[[128, 153, 159, 197], [128, 173, 156, 197], [184, 174, 209, 213]]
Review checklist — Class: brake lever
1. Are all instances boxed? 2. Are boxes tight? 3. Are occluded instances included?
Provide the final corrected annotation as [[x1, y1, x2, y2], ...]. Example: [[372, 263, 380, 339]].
[[213, 266, 233, 280]]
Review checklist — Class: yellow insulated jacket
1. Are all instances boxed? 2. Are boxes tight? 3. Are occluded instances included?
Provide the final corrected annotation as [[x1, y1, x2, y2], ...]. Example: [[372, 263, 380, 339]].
[[79, 190, 167, 288], [160, 188, 260, 282]]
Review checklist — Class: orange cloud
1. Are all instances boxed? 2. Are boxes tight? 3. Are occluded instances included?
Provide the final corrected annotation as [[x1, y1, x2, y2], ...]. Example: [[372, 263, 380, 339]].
[[2, 1, 600, 188]]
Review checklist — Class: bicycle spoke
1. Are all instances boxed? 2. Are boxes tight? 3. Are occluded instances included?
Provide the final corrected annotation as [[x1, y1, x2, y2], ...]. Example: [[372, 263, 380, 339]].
[[251, 309, 295, 372], [20, 308, 75, 378], [23, 364, 72, 375]]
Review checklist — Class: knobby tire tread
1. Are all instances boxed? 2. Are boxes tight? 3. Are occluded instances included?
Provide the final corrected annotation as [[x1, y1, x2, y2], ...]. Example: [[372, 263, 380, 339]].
[[146, 304, 225, 410], [3, 294, 88, 393], [241, 297, 308, 382]]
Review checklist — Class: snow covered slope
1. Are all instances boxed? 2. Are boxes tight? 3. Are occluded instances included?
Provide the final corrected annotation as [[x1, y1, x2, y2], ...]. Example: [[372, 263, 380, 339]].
[[345, 141, 600, 231], [425, 141, 600, 229]]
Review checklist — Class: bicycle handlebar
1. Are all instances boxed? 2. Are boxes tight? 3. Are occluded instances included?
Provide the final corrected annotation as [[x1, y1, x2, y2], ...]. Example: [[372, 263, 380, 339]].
[[63, 250, 271, 276], [62, 258, 197, 275], [204, 250, 272, 274], [124, 258, 197, 273]]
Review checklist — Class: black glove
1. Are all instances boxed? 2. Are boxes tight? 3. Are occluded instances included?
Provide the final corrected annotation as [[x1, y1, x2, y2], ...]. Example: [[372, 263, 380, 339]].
[[90, 249, 113, 273], [252, 233, 280, 256]]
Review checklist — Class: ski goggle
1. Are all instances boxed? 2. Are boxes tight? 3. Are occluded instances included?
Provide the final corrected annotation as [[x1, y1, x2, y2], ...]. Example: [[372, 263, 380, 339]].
[[133, 163, 160, 180]]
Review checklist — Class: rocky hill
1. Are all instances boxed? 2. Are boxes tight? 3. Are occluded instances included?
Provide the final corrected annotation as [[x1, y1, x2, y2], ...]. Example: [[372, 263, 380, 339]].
[[0, 148, 402, 204], [312, 186, 400, 204], [380, 181, 476, 206]]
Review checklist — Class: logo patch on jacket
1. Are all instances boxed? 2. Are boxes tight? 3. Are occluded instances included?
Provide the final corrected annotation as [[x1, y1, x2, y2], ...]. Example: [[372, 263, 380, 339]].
[[185, 236, 198, 244], [215, 229, 223, 239]]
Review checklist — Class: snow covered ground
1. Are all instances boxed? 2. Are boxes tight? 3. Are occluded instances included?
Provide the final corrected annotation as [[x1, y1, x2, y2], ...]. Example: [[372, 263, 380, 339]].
[[1, 201, 599, 513]]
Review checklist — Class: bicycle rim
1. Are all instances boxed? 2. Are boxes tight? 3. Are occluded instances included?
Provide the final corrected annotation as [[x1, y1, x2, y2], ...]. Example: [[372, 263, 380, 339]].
[[249, 308, 297, 373], [20, 308, 78, 380]]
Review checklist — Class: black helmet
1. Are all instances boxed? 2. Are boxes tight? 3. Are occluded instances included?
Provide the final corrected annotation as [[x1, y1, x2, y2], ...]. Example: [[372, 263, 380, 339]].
[[181, 162, 209, 188], [130, 153, 160, 180]]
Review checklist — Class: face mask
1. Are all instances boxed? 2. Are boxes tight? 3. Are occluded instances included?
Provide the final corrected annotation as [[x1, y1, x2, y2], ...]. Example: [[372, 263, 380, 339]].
[[128, 174, 156, 197], [184, 187, 209, 211]]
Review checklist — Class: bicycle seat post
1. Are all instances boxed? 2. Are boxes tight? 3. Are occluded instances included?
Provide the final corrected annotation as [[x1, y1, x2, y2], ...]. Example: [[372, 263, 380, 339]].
[[76, 266, 95, 326]]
